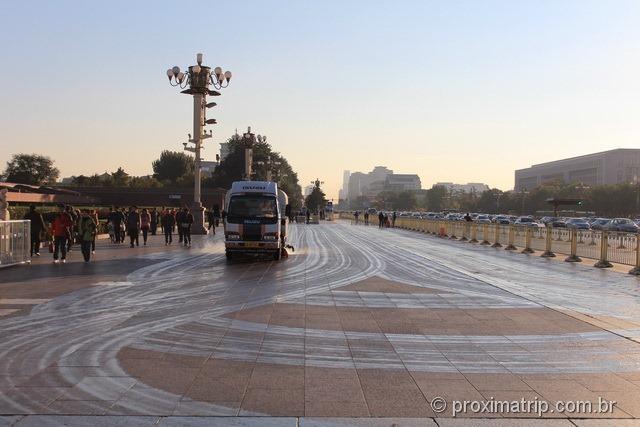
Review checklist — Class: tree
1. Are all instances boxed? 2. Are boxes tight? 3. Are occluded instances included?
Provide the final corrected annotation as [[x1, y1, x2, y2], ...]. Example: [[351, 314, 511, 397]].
[[208, 133, 304, 210], [110, 167, 130, 187], [152, 151, 194, 183], [426, 185, 447, 211], [3, 154, 59, 185], [305, 186, 327, 213]]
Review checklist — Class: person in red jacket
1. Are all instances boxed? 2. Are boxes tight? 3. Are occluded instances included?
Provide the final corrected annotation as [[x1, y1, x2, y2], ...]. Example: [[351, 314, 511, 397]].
[[51, 204, 73, 264]]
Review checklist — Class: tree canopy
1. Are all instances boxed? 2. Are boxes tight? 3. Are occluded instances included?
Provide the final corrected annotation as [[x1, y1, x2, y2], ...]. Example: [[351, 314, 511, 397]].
[[305, 186, 327, 213], [152, 150, 194, 183], [2, 154, 59, 185], [207, 134, 303, 209]]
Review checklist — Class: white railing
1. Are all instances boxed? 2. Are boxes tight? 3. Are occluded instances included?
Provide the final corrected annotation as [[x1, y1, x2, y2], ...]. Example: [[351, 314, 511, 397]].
[[0, 220, 31, 268]]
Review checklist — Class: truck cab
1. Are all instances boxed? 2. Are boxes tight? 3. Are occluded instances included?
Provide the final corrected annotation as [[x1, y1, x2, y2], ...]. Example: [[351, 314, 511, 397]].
[[224, 181, 290, 261]]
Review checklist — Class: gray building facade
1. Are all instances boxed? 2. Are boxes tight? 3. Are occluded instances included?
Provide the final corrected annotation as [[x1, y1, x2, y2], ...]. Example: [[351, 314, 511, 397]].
[[515, 149, 640, 191]]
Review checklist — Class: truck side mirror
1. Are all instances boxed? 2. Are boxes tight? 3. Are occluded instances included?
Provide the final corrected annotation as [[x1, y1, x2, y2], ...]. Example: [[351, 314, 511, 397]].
[[285, 204, 291, 217]]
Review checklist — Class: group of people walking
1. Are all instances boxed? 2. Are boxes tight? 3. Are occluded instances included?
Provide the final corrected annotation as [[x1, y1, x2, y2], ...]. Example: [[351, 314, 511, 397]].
[[25, 204, 99, 263], [107, 206, 198, 248], [353, 210, 397, 228], [23, 203, 223, 265]]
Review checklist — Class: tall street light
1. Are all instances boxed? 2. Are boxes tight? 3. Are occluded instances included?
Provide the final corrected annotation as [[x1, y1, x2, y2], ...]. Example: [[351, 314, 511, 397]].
[[240, 127, 266, 181], [166, 53, 232, 234]]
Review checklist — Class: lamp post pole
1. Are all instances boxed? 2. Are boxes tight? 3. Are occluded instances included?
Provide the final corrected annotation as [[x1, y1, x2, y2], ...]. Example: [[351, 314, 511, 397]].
[[166, 53, 232, 234]]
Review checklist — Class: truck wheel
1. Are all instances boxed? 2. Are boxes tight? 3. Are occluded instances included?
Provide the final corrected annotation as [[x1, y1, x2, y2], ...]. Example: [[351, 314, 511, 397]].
[[273, 250, 281, 261], [225, 251, 233, 261]]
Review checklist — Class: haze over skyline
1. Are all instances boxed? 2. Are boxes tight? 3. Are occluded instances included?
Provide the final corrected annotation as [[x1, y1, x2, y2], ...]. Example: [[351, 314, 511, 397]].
[[1, 1, 639, 200]]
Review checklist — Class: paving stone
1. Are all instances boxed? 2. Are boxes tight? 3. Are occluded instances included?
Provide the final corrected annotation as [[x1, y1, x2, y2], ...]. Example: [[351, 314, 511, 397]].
[[0, 416, 23, 427], [13, 415, 159, 426], [158, 417, 297, 426], [436, 420, 575, 426], [300, 418, 438, 427]]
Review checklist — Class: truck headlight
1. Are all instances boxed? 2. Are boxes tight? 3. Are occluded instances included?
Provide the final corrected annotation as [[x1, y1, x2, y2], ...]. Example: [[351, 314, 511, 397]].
[[226, 234, 240, 240]]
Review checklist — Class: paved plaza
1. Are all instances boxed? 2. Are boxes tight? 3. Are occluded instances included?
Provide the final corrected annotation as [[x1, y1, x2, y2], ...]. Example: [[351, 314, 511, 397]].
[[1, 221, 640, 426]]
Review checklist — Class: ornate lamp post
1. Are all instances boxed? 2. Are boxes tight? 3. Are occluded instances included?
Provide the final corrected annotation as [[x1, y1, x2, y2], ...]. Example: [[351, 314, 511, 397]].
[[166, 53, 232, 234], [240, 127, 267, 181]]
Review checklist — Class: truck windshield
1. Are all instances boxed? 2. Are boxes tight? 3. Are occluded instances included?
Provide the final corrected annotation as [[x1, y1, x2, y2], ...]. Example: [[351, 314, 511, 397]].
[[228, 195, 278, 222]]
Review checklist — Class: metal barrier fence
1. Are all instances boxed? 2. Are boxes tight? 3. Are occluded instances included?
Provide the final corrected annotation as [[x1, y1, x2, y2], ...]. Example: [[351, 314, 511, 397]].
[[0, 220, 31, 268], [338, 213, 640, 275]]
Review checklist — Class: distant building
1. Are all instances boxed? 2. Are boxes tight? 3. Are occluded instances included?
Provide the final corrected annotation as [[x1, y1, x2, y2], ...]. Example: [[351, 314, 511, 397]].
[[385, 174, 422, 192], [514, 149, 640, 191], [200, 161, 219, 178], [347, 166, 393, 201], [219, 142, 231, 161], [435, 182, 489, 195], [338, 170, 350, 201]]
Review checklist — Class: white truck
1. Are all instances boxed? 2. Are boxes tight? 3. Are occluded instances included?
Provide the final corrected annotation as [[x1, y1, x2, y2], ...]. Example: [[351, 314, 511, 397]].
[[224, 181, 290, 261]]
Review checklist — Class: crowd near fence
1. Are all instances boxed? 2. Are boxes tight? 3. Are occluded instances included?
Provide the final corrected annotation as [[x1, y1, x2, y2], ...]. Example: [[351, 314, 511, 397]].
[[0, 220, 31, 268], [338, 213, 640, 275]]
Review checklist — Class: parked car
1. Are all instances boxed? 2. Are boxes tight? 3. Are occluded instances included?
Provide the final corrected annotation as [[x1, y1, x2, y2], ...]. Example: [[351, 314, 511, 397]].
[[603, 218, 639, 233], [550, 219, 567, 228], [513, 216, 534, 226], [565, 218, 591, 230], [493, 215, 512, 225], [589, 218, 610, 230], [475, 215, 492, 224]]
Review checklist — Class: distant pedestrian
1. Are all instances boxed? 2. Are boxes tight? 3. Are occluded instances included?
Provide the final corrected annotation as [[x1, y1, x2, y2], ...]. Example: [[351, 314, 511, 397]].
[[24, 205, 46, 257], [354, 211, 360, 225], [140, 208, 151, 245], [108, 207, 123, 244], [119, 208, 128, 243], [51, 204, 73, 264], [306, 209, 311, 224], [378, 211, 384, 228], [175, 208, 186, 243], [464, 212, 472, 222], [91, 209, 99, 253], [79, 210, 97, 262], [213, 205, 221, 227], [126, 206, 141, 248], [207, 208, 216, 234], [150, 207, 159, 236], [392, 211, 397, 228], [180, 207, 194, 247], [65, 205, 77, 252], [161, 209, 175, 245], [364, 211, 369, 225]]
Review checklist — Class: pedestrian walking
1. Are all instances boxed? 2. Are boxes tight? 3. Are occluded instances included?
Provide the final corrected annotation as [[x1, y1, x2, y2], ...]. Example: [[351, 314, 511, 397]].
[[180, 207, 194, 247], [140, 208, 151, 245], [364, 211, 369, 226], [119, 208, 127, 243], [378, 211, 384, 228], [65, 205, 77, 252], [213, 205, 221, 227], [79, 210, 97, 262], [24, 205, 46, 257], [51, 204, 73, 264], [161, 209, 175, 245], [126, 206, 141, 248], [354, 211, 359, 225], [91, 209, 99, 253], [392, 211, 397, 228], [207, 208, 216, 234], [108, 207, 123, 244], [150, 207, 159, 236], [175, 208, 185, 243]]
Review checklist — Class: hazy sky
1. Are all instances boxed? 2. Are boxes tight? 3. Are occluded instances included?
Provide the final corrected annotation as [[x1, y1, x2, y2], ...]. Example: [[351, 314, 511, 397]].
[[1, 1, 639, 200]]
